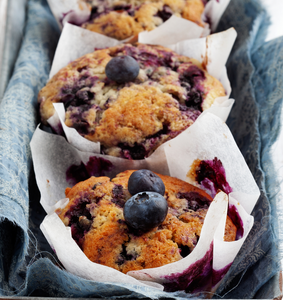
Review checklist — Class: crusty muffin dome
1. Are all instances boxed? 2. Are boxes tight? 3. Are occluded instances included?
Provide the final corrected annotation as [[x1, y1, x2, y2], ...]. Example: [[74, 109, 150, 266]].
[[82, 0, 206, 40], [57, 170, 236, 273], [38, 43, 225, 159]]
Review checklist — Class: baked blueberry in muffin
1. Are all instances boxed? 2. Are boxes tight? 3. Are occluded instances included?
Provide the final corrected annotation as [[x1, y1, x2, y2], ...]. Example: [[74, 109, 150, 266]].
[[38, 43, 226, 159], [187, 158, 233, 198], [57, 170, 236, 273], [81, 0, 207, 40]]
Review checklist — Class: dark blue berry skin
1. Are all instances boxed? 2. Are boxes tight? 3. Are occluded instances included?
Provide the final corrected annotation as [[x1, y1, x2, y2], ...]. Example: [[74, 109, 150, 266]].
[[105, 56, 140, 83], [128, 169, 165, 196], [156, 5, 173, 22], [124, 192, 168, 232]]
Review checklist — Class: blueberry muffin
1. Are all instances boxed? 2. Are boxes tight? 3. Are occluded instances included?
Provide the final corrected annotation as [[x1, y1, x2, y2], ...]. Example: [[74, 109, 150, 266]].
[[38, 43, 226, 159], [81, 0, 206, 40], [57, 170, 236, 273]]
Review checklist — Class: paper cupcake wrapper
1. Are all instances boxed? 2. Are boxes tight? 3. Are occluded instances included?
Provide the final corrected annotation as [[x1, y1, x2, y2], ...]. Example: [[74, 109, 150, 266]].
[[30, 112, 259, 292], [46, 0, 231, 40]]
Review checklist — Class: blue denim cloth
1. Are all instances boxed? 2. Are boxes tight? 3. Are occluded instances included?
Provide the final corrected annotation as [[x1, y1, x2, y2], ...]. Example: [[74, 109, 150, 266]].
[[0, 0, 27, 99], [0, 0, 58, 294], [0, 0, 281, 298]]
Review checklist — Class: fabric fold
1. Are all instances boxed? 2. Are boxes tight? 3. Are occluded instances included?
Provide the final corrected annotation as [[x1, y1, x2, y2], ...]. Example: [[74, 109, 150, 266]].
[[0, 0, 60, 295]]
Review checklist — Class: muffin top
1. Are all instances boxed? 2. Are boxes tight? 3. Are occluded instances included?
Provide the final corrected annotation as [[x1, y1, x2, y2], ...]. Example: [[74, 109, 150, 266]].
[[81, 0, 207, 40], [38, 43, 225, 159], [57, 170, 236, 273]]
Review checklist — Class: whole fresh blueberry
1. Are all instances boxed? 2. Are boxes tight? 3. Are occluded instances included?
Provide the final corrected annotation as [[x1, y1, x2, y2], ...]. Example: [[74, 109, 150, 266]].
[[105, 55, 140, 83], [124, 191, 168, 232], [128, 169, 165, 196]]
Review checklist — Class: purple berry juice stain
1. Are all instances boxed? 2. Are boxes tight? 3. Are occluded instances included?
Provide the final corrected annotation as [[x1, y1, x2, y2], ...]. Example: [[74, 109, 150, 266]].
[[195, 157, 232, 197], [228, 204, 244, 239], [162, 243, 213, 293], [49, 122, 64, 136], [66, 156, 113, 185], [60, 10, 73, 26], [212, 262, 232, 287]]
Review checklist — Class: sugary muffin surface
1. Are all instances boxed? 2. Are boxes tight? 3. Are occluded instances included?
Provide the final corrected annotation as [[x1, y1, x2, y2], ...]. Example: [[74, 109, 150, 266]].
[[38, 43, 225, 159], [81, 0, 207, 40], [57, 170, 236, 273]]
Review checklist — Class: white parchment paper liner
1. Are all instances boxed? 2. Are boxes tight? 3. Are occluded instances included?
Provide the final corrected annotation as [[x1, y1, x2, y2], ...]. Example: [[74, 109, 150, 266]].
[[46, 0, 231, 40], [47, 24, 236, 154], [213, 196, 254, 271], [31, 112, 259, 291]]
